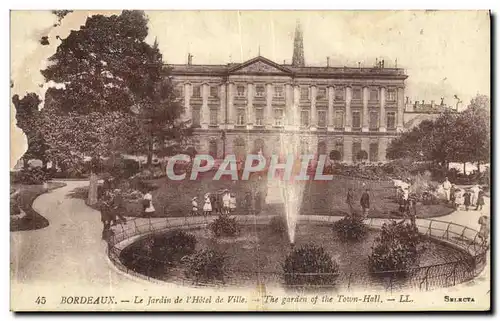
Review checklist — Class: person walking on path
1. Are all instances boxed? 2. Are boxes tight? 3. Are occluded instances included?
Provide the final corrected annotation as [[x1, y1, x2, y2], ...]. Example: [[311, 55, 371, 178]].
[[99, 192, 114, 240], [470, 184, 481, 206], [203, 193, 212, 217], [210, 192, 219, 215], [346, 188, 354, 216], [142, 189, 155, 218], [463, 189, 472, 211], [360, 189, 370, 218], [476, 190, 485, 211], [443, 177, 452, 202], [222, 189, 231, 215], [191, 197, 198, 216]]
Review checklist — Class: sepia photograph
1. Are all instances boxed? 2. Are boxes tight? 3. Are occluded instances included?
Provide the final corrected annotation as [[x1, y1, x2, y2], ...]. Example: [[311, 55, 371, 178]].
[[9, 9, 491, 312]]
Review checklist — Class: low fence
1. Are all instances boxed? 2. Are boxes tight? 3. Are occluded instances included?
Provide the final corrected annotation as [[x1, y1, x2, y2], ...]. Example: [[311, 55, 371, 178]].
[[106, 215, 488, 292]]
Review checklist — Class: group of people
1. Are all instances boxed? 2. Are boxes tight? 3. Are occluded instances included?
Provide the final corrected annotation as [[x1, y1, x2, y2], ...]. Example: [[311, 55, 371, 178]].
[[346, 187, 371, 219], [443, 178, 485, 211], [191, 189, 236, 216], [100, 189, 128, 239]]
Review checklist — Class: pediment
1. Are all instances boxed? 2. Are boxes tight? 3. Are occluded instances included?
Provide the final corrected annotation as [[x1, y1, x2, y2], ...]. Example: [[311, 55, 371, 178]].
[[229, 56, 291, 74]]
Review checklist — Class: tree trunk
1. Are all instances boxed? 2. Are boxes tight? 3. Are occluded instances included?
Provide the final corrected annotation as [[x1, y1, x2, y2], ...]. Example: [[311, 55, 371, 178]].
[[22, 158, 28, 169], [146, 135, 153, 167], [463, 162, 466, 175], [87, 171, 98, 206]]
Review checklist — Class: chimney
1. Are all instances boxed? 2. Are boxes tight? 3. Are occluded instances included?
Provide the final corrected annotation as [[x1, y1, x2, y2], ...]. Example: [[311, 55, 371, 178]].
[[327, 57, 330, 67], [382, 59, 385, 68], [187, 53, 193, 65], [406, 96, 409, 105]]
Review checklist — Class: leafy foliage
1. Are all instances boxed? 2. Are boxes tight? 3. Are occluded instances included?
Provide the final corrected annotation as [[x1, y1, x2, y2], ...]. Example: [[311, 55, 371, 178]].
[[150, 231, 197, 265], [11, 167, 50, 185], [283, 244, 339, 286], [333, 215, 368, 241], [356, 150, 368, 162], [368, 221, 420, 273], [182, 249, 226, 283], [329, 150, 342, 161], [209, 215, 240, 237]]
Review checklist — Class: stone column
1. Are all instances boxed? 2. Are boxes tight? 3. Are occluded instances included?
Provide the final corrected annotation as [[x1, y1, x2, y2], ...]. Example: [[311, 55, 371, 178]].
[[265, 83, 273, 128], [200, 83, 209, 129], [327, 86, 334, 131], [227, 82, 235, 128], [396, 87, 405, 132], [310, 85, 317, 130], [247, 83, 254, 129], [378, 137, 388, 162], [219, 83, 226, 129], [379, 86, 386, 132], [183, 82, 191, 122], [362, 86, 369, 132], [343, 136, 353, 163], [345, 86, 352, 132]]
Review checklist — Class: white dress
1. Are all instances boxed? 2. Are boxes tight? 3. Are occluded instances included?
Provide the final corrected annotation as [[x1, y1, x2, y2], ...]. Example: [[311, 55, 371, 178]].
[[230, 196, 236, 210], [203, 197, 212, 212], [223, 193, 231, 209], [143, 193, 155, 213]]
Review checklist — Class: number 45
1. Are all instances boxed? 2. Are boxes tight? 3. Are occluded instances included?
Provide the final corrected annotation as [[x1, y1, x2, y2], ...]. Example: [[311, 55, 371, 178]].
[[35, 296, 46, 304]]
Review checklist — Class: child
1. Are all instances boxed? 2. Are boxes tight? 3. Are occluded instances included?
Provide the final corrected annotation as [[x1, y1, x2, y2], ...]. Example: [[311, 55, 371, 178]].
[[191, 197, 198, 216], [463, 190, 471, 211], [229, 193, 236, 213], [203, 193, 212, 216], [222, 189, 231, 215]]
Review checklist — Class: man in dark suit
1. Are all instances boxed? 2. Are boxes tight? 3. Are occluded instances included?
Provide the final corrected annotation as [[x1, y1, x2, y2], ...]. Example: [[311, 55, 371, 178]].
[[360, 189, 370, 218]]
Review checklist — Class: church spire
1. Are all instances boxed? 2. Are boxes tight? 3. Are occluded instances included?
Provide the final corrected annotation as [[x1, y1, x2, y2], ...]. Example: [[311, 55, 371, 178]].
[[292, 20, 305, 67]]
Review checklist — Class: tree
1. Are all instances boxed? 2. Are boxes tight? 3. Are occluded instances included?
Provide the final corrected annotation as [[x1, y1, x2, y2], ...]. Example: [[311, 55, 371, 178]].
[[329, 150, 341, 162], [356, 150, 368, 162], [38, 10, 186, 205]]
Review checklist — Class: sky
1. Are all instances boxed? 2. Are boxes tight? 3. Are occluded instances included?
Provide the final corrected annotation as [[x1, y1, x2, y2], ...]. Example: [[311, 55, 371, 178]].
[[10, 10, 490, 167]]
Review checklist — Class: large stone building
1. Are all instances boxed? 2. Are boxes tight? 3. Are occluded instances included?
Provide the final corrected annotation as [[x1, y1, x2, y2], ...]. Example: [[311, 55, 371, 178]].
[[168, 22, 408, 163]]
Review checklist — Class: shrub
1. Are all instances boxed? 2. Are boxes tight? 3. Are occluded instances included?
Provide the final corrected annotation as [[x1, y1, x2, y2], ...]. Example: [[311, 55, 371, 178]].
[[333, 215, 368, 241], [368, 221, 420, 274], [356, 150, 368, 162], [283, 244, 339, 286], [104, 157, 140, 180], [329, 150, 342, 161], [269, 215, 287, 234], [210, 215, 240, 237], [11, 167, 50, 185], [183, 249, 226, 283], [151, 230, 197, 265]]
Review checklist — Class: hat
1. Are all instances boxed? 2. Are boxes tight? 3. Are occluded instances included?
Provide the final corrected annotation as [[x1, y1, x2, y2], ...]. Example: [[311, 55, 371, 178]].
[[192, 196, 197, 200]]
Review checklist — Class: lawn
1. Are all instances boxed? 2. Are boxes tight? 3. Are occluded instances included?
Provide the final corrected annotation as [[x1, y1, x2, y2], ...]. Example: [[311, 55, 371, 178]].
[[113, 174, 453, 219], [10, 181, 66, 231]]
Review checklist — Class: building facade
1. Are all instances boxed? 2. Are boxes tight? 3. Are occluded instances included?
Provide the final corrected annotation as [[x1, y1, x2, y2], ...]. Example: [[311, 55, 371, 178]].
[[168, 23, 408, 163]]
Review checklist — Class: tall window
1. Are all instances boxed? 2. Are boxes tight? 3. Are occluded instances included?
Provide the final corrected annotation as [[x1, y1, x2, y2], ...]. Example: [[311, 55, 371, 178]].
[[386, 89, 397, 102], [209, 86, 218, 98], [192, 108, 201, 127], [192, 85, 201, 98], [236, 85, 246, 97], [369, 142, 379, 162], [370, 88, 379, 101], [274, 109, 284, 126], [386, 112, 396, 129], [317, 87, 327, 100], [209, 109, 218, 126], [300, 87, 309, 100], [334, 88, 345, 101], [317, 110, 327, 127], [334, 111, 344, 129], [352, 111, 361, 128], [274, 85, 284, 98], [352, 142, 361, 162], [352, 87, 362, 100], [209, 141, 218, 159], [255, 85, 265, 97], [237, 108, 246, 125], [300, 110, 310, 127], [255, 108, 264, 126], [369, 111, 379, 130]]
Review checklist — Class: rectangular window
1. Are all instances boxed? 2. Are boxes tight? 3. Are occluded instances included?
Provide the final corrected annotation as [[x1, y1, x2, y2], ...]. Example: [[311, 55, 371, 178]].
[[370, 88, 379, 101], [387, 89, 397, 102], [335, 111, 344, 129], [255, 108, 264, 126], [300, 87, 309, 100], [192, 108, 201, 127], [274, 109, 284, 126], [352, 87, 362, 100], [317, 87, 327, 100], [352, 111, 361, 128], [387, 112, 396, 129], [192, 85, 201, 98], [236, 108, 246, 125], [300, 110, 310, 127], [369, 111, 379, 130], [236, 85, 246, 97], [274, 85, 284, 98], [209, 109, 218, 126], [369, 142, 379, 162], [255, 85, 265, 97], [334, 88, 345, 101], [317, 110, 327, 127], [210, 86, 218, 98]]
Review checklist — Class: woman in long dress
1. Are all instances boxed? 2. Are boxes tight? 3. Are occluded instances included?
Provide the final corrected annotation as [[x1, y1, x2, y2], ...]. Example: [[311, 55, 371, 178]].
[[203, 193, 212, 216], [222, 190, 231, 215], [229, 193, 236, 213]]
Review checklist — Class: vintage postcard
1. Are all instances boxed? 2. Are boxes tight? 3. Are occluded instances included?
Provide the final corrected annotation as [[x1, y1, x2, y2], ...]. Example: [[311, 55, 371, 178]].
[[10, 10, 491, 312]]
